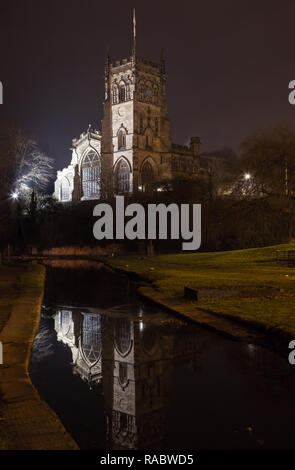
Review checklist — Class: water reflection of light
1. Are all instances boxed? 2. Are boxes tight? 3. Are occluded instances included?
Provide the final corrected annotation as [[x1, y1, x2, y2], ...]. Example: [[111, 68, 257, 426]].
[[247, 344, 256, 356], [138, 307, 143, 318], [139, 320, 144, 332]]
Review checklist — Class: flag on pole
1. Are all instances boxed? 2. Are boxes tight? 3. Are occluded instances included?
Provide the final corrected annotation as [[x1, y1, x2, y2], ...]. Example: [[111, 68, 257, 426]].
[[133, 8, 136, 38]]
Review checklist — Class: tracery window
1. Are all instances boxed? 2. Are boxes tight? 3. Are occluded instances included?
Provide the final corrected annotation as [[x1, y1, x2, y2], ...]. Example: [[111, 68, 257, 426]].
[[145, 81, 153, 103], [153, 85, 159, 105], [115, 159, 130, 194], [112, 84, 119, 104], [82, 314, 101, 365], [138, 81, 145, 101], [61, 310, 71, 333], [119, 84, 126, 102], [126, 81, 131, 100], [114, 318, 132, 356], [60, 178, 70, 201], [81, 150, 100, 199]]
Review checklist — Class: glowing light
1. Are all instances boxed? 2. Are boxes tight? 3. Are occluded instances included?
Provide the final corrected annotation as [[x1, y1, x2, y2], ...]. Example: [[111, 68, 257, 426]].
[[139, 320, 144, 332], [244, 173, 251, 180], [11, 192, 19, 200], [138, 185, 143, 191]]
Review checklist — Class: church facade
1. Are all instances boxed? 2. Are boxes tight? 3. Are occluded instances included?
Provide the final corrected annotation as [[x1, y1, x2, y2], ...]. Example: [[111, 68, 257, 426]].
[[54, 25, 202, 202]]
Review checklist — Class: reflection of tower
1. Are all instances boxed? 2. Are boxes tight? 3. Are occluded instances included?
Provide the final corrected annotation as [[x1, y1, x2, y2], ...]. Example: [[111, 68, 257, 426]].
[[54, 308, 102, 385], [54, 306, 202, 449], [103, 317, 171, 450]]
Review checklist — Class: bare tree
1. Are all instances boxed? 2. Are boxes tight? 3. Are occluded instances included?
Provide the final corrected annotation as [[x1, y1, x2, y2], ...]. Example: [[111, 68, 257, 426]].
[[223, 125, 295, 198], [0, 126, 54, 247], [0, 126, 53, 195]]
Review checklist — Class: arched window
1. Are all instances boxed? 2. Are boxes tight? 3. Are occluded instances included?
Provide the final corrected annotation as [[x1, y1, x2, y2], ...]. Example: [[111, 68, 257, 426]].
[[81, 149, 100, 199], [126, 81, 131, 100], [145, 128, 153, 149], [146, 81, 153, 103], [155, 117, 159, 136], [141, 160, 154, 192], [81, 314, 101, 365], [115, 159, 130, 194], [119, 362, 128, 386], [138, 80, 145, 101], [60, 178, 70, 201], [112, 84, 119, 104], [119, 84, 126, 102], [139, 115, 143, 133], [118, 129, 126, 150], [153, 85, 159, 105], [114, 318, 132, 356]]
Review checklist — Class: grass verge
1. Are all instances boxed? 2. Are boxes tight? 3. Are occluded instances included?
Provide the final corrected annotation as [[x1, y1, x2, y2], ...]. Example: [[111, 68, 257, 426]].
[[98, 242, 295, 337]]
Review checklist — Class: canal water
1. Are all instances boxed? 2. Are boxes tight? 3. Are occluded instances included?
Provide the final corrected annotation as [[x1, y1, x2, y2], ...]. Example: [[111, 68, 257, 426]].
[[29, 260, 295, 450]]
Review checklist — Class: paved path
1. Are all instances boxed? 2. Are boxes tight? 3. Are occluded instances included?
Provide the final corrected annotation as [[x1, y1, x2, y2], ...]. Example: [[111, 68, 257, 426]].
[[0, 265, 78, 450]]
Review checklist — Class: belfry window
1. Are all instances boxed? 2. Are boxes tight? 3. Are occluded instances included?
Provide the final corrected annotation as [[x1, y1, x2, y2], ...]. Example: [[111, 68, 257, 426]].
[[118, 129, 126, 150], [115, 159, 130, 194], [119, 85, 126, 102], [112, 84, 119, 104], [126, 81, 131, 100], [81, 150, 101, 199]]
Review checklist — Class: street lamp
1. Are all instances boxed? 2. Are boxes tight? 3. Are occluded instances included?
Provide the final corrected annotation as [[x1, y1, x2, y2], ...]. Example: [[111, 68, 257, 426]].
[[244, 173, 251, 181], [10, 192, 19, 200]]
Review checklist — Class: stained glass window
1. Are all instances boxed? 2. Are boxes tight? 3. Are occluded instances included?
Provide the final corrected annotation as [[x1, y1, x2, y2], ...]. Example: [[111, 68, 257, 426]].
[[81, 150, 100, 199], [115, 159, 130, 194]]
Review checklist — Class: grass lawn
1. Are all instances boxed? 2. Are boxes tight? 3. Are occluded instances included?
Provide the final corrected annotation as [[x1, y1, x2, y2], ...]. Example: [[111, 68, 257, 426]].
[[0, 264, 45, 333], [98, 242, 295, 336]]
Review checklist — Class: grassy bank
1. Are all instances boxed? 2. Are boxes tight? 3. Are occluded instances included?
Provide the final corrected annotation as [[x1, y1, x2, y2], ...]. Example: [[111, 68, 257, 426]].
[[99, 242, 295, 336]]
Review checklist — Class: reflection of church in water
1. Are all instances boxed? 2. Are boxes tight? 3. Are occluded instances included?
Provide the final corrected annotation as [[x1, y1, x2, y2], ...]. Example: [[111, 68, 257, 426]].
[[54, 307, 200, 449], [54, 12, 203, 202]]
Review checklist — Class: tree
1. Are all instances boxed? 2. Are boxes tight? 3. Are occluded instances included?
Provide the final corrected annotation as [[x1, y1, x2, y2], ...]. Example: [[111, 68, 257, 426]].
[[229, 125, 295, 197], [0, 126, 53, 195], [0, 126, 54, 248], [200, 147, 238, 198]]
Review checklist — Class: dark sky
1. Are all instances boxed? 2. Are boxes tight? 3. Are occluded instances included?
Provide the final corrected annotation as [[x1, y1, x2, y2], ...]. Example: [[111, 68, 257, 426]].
[[1, 0, 295, 173]]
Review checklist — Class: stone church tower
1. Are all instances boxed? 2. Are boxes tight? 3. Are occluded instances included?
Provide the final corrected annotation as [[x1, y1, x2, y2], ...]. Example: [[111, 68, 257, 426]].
[[54, 11, 201, 202]]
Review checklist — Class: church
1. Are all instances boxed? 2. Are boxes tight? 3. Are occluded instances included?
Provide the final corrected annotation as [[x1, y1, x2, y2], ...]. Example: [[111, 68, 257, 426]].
[[54, 12, 202, 202]]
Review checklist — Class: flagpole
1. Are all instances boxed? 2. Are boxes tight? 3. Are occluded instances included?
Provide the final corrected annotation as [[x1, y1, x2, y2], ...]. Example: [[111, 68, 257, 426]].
[[133, 8, 136, 60]]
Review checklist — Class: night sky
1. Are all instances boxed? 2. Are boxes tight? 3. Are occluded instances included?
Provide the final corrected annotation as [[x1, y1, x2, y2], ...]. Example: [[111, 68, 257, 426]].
[[1, 0, 295, 175]]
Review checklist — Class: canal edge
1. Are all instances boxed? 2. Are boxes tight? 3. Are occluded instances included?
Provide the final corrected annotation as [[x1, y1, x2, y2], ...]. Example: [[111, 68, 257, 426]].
[[98, 259, 291, 356], [0, 264, 79, 450]]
